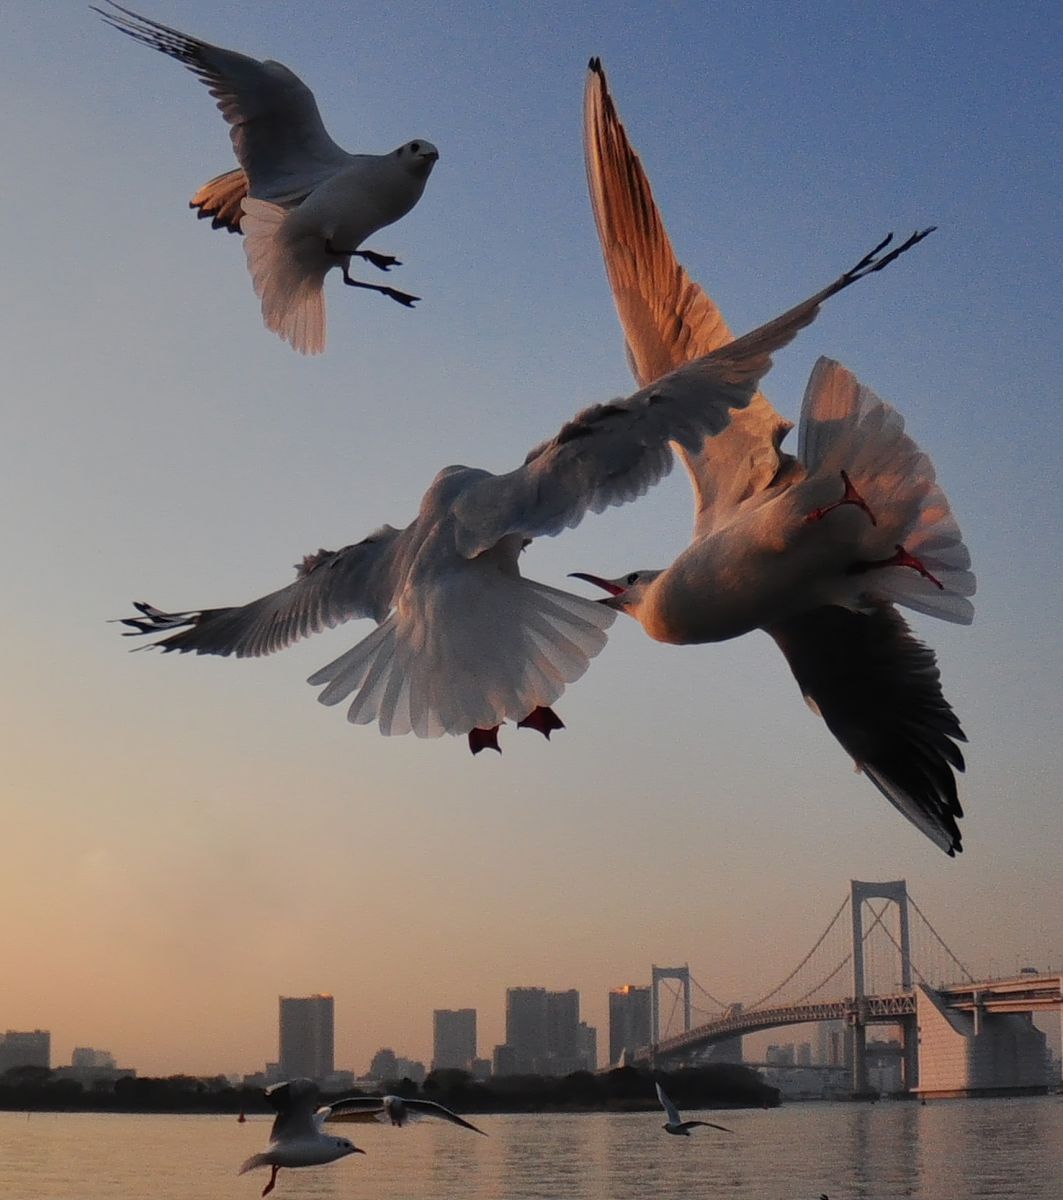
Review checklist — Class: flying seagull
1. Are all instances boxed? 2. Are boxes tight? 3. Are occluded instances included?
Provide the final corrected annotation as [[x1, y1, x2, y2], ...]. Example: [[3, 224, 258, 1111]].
[[325, 1093, 487, 1134], [118, 232, 928, 755], [577, 59, 972, 855], [239, 1079, 365, 1197], [94, 2, 438, 353], [655, 1081, 733, 1136]]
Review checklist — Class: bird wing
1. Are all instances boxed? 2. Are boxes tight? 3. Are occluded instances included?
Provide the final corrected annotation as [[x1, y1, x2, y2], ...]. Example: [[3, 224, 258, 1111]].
[[583, 57, 793, 527], [452, 233, 928, 559], [265, 1078, 320, 1142], [323, 1096, 386, 1121], [683, 1119, 734, 1134], [768, 604, 966, 856], [655, 1082, 683, 1124], [403, 1098, 488, 1134], [95, 3, 350, 200], [117, 526, 404, 656]]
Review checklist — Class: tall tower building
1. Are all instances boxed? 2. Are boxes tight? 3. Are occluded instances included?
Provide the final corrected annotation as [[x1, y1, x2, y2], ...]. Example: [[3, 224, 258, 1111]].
[[609, 985, 651, 1066], [433, 1009, 477, 1071], [505, 987, 548, 1073], [0, 1030, 50, 1072], [278, 994, 334, 1081], [545, 989, 581, 1072]]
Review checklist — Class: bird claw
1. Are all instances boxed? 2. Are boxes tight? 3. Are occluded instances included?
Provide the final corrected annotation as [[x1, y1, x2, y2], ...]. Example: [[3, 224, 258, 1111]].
[[806, 470, 877, 526], [468, 726, 502, 755], [848, 544, 945, 589], [517, 706, 565, 739], [356, 249, 402, 272]]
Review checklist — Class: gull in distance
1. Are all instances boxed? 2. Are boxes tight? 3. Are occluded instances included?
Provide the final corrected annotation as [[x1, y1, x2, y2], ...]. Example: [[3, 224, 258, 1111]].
[[655, 1081, 733, 1136], [575, 59, 973, 855], [238, 1078, 365, 1197], [119, 232, 928, 755], [95, 2, 438, 354], [325, 1092, 487, 1134]]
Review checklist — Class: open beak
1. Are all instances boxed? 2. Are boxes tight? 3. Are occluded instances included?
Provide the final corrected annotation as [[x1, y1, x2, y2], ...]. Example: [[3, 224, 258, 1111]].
[[569, 572, 626, 600]]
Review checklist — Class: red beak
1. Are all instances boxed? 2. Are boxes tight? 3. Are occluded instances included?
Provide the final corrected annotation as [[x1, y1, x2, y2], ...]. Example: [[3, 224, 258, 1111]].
[[569, 571, 625, 596]]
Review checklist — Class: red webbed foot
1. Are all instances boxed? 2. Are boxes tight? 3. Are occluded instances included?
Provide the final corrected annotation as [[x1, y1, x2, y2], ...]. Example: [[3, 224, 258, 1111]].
[[262, 1166, 279, 1197], [848, 544, 944, 589], [468, 726, 502, 755], [806, 470, 877, 527], [517, 706, 565, 739]]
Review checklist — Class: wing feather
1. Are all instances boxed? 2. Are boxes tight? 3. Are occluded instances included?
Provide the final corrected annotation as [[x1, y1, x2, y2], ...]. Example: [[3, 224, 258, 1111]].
[[95, 3, 350, 197], [584, 58, 792, 521], [769, 604, 965, 856], [118, 526, 403, 656]]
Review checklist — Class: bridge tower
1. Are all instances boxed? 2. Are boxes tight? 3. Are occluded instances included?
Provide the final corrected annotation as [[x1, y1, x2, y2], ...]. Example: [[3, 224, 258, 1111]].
[[651, 965, 692, 1047], [849, 879, 917, 1096]]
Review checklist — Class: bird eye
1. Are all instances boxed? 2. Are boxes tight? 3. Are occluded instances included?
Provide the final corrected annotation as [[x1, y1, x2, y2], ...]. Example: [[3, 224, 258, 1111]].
[[410, 142, 421, 153], [626, 573, 639, 585]]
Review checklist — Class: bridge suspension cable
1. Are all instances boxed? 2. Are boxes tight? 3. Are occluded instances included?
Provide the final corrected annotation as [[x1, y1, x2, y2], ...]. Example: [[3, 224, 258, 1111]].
[[745, 893, 850, 1011], [689, 973, 728, 1010], [908, 892, 974, 982]]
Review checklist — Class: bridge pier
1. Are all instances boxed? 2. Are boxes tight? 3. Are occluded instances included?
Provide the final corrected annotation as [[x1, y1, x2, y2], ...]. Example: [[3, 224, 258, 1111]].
[[901, 1015, 919, 1091]]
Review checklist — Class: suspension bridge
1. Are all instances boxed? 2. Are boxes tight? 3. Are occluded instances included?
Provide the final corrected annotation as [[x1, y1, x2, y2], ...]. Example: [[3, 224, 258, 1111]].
[[633, 880, 1061, 1098]]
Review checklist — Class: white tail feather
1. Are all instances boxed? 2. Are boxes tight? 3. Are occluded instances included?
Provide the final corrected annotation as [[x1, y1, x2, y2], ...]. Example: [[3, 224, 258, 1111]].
[[308, 577, 615, 736], [799, 357, 975, 625], [241, 197, 328, 355]]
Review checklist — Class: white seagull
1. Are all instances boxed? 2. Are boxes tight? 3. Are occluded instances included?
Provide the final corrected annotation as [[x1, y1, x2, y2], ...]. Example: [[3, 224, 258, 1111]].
[[239, 1079, 365, 1197], [118, 233, 927, 754], [575, 59, 973, 855], [655, 1081, 733, 1136], [95, 2, 439, 354], [325, 1092, 487, 1134]]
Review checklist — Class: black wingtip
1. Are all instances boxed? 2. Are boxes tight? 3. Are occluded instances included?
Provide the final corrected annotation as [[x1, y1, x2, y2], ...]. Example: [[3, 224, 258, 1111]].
[[588, 56, 602, 73]]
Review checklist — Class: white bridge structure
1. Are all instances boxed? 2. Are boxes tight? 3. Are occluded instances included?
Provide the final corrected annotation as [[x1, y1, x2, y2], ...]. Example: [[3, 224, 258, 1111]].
[[637, 880, 1061, 1098]]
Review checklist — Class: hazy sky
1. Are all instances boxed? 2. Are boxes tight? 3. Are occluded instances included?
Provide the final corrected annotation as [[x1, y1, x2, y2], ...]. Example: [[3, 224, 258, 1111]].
[[2, 1, 1061, 1077]]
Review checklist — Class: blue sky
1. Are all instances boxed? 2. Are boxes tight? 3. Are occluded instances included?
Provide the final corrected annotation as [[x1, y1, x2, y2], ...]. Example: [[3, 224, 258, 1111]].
[[2, 1, 1060, 1074]]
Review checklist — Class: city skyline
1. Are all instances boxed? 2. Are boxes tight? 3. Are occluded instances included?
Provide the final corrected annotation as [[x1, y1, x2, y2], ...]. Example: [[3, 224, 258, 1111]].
[[2, 1, 1060, 1079]]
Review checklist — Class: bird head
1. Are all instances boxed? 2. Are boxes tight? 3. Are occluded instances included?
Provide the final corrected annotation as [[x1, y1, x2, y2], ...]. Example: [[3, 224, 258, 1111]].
[[333, 1137, 365, 1158], [569, 570, 661, 615], [396, 140, 440, 177]]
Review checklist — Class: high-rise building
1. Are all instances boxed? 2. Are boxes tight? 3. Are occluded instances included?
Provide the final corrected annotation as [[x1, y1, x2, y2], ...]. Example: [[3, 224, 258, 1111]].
[[505, 987, 548, 1073], [545, 989, 580, 1068], [578, 1022, 598, 1072], [608, 985, 651, 1066], [433, 1009, 477, 1071], [278, 995, 334, 1081], [0, 1030, 50, 1072]]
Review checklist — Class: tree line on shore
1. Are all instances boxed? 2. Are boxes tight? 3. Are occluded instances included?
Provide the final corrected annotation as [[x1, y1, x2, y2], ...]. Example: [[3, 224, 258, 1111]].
[[0, 1062, 778, 1114]]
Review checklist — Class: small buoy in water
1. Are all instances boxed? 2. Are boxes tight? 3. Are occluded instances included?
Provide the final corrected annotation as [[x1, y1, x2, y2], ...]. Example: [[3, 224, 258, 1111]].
[[237, 1111, 246, 1123]]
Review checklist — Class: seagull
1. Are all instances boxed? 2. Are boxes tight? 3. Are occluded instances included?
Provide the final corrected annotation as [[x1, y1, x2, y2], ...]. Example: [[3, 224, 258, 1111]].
[[94, 2, 438, 354], [118, 232, 928, 755], [238, 1079, 365, 1197], [655, 1081, 732, 1136], [575, 59, 972, 855], [325, 1093, 487, 1134]]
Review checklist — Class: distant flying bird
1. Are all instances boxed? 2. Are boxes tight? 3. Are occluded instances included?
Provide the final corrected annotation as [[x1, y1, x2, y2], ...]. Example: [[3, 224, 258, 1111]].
[[118, 233, 926, 754], [239, 1079, 365, 1197], [655, 1081, 733, 1136], [577, 59, 972, 855], [94, 2, 438, 354], [326, 1093, 487, 1134]]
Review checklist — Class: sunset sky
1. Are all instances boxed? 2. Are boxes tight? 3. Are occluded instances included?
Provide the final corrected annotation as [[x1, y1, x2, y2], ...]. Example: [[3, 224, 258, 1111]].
[[2, 1, 1061, 1077]]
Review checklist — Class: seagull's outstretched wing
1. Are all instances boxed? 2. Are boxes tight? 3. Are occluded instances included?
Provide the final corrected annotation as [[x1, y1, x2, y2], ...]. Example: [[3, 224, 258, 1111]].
[[401, 1098, 487, 1134], [655, 1082, 683, 1125], [584, 57, 793, 525], [265, 1078, 320, 1143], [324, 1096, 386, 1121], [681, 1118, 734, 1134], [769, 604, 966, 856], [95, 2, 350, 203], [118, 526, 403, 656], [453, 231, 932, 558]]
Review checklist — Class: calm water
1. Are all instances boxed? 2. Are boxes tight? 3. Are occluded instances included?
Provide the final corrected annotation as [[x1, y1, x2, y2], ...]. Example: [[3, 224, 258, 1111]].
[[2, 1097, 1061, 1200]]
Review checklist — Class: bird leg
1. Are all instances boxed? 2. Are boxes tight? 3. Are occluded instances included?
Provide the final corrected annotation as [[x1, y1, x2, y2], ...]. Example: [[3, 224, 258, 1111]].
[[847, 544, 944, 589], [805, 471, 877, 526], [355, 249, 402, 272], [261, 1166, 279, 1197], [517, 706, 565, 739], [325, 241, 419, 306], [468, 726, 502, 755]]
